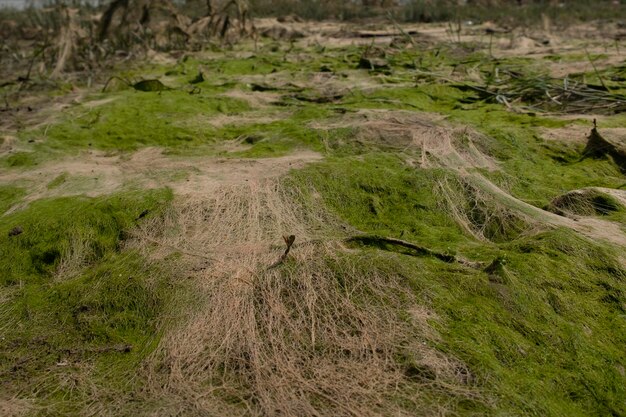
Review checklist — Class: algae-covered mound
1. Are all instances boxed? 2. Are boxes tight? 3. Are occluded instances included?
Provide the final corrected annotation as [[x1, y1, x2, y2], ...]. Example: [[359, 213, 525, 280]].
[[584, 126, 626, 172], [548, 188, 624, 217], [2, 11, 626, 417]]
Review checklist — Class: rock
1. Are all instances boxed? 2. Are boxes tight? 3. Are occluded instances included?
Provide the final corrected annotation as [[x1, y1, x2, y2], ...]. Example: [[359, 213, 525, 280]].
[[260, 25, 306, 41], [8, 226, 23, 237], [357, 56, 389, 71], [277, 15, 303, 23]]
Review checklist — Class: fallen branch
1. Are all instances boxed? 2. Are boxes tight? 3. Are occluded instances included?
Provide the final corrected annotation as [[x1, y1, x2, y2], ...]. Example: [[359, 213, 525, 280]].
[[345, 235, 483, 268], [354, 30, 419, 38]]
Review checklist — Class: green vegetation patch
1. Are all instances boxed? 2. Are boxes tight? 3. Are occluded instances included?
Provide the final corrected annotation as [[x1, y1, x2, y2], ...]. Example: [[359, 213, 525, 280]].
[[292, 154, 475, 252], [0, 252, 169, 414], [212, 105, 328, 157], [295, 153, 626, 416], [0, 185, 26, 215], [46, 172, 69, 189], [20, 89, 250, 158], [3, 152, 38, 168], [0, 189, 171, 285], [440, 107, 623, 208], [0, 189, 174, 412], [3, 30, 626, 416]]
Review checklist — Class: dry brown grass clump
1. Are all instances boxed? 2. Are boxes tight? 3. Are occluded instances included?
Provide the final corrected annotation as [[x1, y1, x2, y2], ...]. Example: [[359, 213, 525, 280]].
[[0, 396, 35, 417], [436, 176, 536, 243], [312, 109, 499, 172], [126, 179, 481, 416]]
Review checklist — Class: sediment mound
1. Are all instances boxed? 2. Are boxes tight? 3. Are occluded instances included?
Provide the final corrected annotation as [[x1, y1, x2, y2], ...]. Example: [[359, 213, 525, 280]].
[[548, 188, 625, 217], [584, 126, 626, 172]]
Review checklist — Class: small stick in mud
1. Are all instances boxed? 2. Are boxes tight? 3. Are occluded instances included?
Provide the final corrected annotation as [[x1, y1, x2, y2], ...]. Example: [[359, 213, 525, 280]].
[[268, 234, 296, 269]]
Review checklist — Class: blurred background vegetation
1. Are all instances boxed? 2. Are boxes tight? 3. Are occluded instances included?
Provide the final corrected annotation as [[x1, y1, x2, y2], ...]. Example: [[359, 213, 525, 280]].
[[2, 0, 626, 26]]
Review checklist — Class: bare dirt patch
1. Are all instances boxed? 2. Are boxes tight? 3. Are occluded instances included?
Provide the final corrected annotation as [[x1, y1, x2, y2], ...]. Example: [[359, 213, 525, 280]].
[[542, 125, 626, 144], [221, 89, 283, 108], [0, 89, 89, 135], [0, 135, 17, 156], [0, 396, 34, 417], [81, 96, 118, 109], [540, 124, 591, 144], [547, 54, 624, 78], [196, 111, 290, 129]]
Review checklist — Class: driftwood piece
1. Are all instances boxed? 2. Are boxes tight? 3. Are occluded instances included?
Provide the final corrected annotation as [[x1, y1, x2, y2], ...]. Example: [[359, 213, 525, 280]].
[[345, 235, 483, 268], [98, 0, 129, 41]]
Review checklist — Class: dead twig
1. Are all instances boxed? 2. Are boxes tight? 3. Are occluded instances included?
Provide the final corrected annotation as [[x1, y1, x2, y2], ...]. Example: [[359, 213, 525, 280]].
[[585, 47, 610, 93], [268, 234, 296, 269], [387, 11, 416, 47]]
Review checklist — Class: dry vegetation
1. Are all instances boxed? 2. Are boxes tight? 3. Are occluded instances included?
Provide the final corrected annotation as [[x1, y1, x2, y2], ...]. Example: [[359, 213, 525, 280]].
[[125, 181, 478, 416]]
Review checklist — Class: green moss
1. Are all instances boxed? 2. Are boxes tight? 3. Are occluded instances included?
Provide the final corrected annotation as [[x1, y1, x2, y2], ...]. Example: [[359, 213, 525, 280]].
[[0, 189, 172, 286], [415, 104, 622, 208], [4, 36, 626, 416], [437, 229, 626, 417], [3, 152, 37, 168], [344, 85, 475, 112], [212, 106, 329, 157], [297, 153, 626, 416], [0, 186, 25, 214], [47, 172, 69, 189], [0, 251, 171, 414], [22, 90, 250, 155], [293, 154, 475, 252], [0, 189, 175, 412]]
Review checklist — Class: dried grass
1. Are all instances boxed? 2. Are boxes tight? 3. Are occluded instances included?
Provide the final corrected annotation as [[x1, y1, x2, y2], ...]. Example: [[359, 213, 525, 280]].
[[54, 230, 98, 281], [51, 8, 80, 79], [547, 188, 623, 217], [0, 396, 35, 417], [436, 175, 535, 243], [312, 109, 499, 172], [125, 179, 480, 416]]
